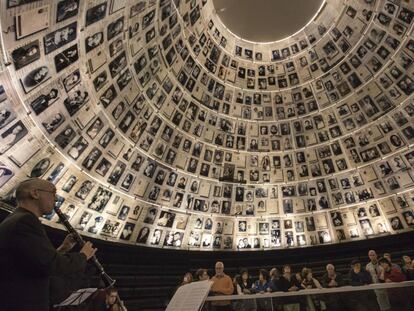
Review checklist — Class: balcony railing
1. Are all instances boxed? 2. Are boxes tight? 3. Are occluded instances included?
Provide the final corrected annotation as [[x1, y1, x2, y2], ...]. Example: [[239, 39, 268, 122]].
[[204, 280, 414, 311]]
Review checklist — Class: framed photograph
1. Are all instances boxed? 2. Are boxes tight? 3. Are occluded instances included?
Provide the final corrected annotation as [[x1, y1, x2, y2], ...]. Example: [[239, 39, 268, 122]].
[[63, 89, 89, 116], [62, 69, 81, 92], [120, 222, 135, 241], [56, 0, 79, 22], [85, 32, 104, 53], [15, 5, 50, 40], [20, 66, 51, 94], [43, 112, 65, 134], [0, 100, 17, 129], [30, 88, 59, 115], [11, 40, 41, 70], [43, 22, 77, 54], [0, 120, 28, 155], [0, 162, 14, 188], [29, 158, 51, 178], [107, 17, 124, 40], [85, 3, 108, 27], [87, 187, 112, 212], [7, 0, 41, 8], [54, 44, 79, 73]]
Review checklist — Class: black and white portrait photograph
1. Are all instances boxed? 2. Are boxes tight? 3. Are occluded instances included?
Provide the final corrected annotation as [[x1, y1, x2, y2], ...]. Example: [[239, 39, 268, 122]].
[[85, 32, 104, 53], [62, 69, 81, 92], [107, 17, 124, 41], [11, 40, 40, 70], [0, 120, 28, 154], [87, 187, 113, 212], [56, 0, 79, 22], [54, 44, 79, 73], [0, 100, 17, 129], [20, 66, 51, 93], [85, 3, 108, 27], [43, 22, 77, 54], [30, 158, 51, 178], [64, 90, 89, 116], [120, 222, 135, 241], [0, 163, 14, 188], [30, 89, 59, 115]]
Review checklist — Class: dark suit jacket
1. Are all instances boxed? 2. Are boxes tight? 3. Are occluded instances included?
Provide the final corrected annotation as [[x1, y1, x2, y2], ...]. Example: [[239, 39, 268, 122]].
[[0, 208, 87, 311]]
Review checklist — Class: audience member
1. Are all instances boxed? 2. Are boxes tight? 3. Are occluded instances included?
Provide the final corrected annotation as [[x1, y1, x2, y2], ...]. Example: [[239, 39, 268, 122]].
[[0, 178, 96, 311], [321, 264, 345, 288], [279, 265, 302, 311], [349, 258, 372, 286], [348, 259, 374, 311], [268, 267, 281, 292], [180, 272, 193, 287], [366, 250, 391, 311], [252, 269, 270, 293], [321, 264, 346, 311], [88, 287, 126, 311], [378, 257, 410, 311], [210, 261, 234, 311], [252, 269, 271, 311], [301, 270, 324, 311], [401, 255, 414, 280], [235, 269, 256, 311], [196, 268, 210, 281], [378, 258, 406, 283], [237, 269, 254, 294], [383, 253, 401, 272]]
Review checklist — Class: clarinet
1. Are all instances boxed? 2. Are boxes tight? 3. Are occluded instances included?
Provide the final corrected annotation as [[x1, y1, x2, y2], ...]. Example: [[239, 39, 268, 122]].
[[54, 206, 116, 287]]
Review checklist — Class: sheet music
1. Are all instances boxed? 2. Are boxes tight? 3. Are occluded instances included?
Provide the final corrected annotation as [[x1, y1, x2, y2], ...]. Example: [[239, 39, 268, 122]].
[[166, 280, 213, 311], [54, 288, 97, 307]]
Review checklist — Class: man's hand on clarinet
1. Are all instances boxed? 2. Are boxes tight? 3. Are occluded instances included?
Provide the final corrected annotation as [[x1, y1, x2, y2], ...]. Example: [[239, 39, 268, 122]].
[[57, 233, 77, 253], [80, 241, 97, 260]]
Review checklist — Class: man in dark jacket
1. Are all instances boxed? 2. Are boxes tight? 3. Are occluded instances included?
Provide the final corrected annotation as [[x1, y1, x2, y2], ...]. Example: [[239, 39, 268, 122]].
[[0, 178, 97, 311], [321, 264, 346, 311]]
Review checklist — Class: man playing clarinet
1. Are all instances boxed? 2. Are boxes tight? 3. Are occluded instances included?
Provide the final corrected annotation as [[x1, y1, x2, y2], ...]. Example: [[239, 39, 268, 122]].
[[0, 178, 97, 311]]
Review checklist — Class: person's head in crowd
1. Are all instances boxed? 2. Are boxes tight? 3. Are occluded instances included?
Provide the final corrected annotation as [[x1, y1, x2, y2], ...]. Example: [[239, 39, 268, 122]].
[[402, 255, 413, 268], [383, 253, 393, 264], [181, 272, 193, 285], [196, 268, 209, 281], [105, 287, 119, 310], [351, 258, 362, 273], [240, 268, 250, 283], [258, 269, 269, 284], [378, 257, 392, 272], [269, 267, 280, 280], [282, 265, 291, 276], [368, 249, 378, 264], [303, 269, 314, 281], [15, 178, 57, 217], [301, 267, 311, 279], [326, 264, 336, 276], [215, 261, 225, 277]]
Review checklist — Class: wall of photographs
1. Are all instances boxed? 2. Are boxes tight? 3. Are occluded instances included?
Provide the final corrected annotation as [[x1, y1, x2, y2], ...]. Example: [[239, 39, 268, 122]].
[[0, 0, 413, 251]]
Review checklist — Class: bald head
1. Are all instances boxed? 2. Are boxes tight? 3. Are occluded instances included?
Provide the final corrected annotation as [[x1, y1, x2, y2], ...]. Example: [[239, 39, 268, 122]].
[[368, 250, 377, 263], [326, 264, 335, 274], [215, 261, 224, 277], [15, 178, 57, 217]]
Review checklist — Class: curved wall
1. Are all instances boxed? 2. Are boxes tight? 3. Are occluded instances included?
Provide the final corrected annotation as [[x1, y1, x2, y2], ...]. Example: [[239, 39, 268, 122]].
[[0, 0, 413, 251]]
